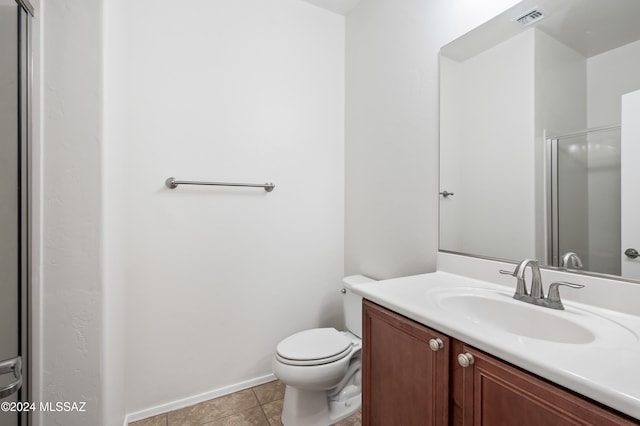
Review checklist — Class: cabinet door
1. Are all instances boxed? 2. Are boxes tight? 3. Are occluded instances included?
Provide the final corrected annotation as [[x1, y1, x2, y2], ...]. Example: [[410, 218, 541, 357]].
[[362, 300, 450, 426], [457, 345, 639, 426]]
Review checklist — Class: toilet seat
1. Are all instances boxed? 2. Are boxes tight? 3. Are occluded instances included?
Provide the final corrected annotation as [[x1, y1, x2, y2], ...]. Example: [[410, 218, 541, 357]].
[[276, 328, 353, 366]]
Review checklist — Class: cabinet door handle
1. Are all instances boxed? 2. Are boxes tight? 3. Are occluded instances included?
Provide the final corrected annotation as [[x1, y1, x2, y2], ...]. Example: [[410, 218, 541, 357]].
[[428, 338, 444, 352], [457, 352, 475, 368]]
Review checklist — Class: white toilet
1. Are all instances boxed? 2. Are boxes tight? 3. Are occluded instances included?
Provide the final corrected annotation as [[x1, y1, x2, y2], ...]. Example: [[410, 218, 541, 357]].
[[272, 275, 375, 426]]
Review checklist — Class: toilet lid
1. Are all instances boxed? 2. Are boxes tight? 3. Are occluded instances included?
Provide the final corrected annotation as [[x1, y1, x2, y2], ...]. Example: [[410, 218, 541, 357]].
[[276, 328, 352, 365]]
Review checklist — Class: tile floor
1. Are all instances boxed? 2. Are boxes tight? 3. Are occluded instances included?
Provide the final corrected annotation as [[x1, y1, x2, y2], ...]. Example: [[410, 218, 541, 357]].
[[129, 380, 361, 426]]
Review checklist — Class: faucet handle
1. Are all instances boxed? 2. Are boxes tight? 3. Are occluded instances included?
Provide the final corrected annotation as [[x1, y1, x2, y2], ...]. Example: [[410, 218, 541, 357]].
[[498, 267, 529, 299], [545, 281, 585, 310]]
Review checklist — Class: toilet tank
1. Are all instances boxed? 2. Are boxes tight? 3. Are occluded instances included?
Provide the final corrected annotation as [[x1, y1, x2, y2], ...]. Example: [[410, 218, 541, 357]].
[[342, 275, 376, 338]]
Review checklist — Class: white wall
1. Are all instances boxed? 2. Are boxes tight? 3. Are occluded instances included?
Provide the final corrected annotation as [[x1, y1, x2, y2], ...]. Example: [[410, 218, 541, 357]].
[[440, 30, 536, 260], [345, 0, 521, 279], [104, 0, 345, 416], [587, 40, 640, 128], [439, 55, 465, 252], [586, 40, 640, 275], [41, 0, 104, 425]]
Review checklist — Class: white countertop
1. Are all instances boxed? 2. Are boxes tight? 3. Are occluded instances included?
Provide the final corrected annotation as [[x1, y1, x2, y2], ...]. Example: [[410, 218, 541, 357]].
[[351, 271, 640, 420]]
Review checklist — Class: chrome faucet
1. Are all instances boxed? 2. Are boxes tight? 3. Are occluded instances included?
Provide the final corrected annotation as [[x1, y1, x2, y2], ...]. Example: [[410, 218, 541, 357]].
[[500, 259, 584, 310], [561, 252, 583, 269], [500, 259, 542, 303]]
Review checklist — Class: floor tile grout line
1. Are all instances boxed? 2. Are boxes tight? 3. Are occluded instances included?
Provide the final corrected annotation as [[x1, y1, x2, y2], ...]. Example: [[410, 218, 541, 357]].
[[250, 387, 260, 406]]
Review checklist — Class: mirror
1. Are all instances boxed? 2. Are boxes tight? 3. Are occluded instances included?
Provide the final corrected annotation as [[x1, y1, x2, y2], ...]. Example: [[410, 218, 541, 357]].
[[439, 0, 640, 280]]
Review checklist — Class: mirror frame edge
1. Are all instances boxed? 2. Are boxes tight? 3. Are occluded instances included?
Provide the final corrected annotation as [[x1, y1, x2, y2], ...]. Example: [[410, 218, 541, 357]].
[[439, 250, 640, 285]]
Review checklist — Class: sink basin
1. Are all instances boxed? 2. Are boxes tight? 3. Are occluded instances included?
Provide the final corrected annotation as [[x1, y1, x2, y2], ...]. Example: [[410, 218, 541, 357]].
[[437, 292, 594, 343], [430, 287, 637, 345]]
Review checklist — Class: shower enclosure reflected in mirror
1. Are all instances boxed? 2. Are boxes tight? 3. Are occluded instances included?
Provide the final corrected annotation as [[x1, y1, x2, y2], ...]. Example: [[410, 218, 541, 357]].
[[439, 0, 640, 280], [547, 126, 621, 276]]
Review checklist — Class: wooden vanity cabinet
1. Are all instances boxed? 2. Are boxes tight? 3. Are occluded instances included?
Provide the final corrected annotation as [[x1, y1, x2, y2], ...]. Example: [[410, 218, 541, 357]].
[[455, 344, 638, 426], [363, 300, 639, 426], [362, 300, 450, 425]]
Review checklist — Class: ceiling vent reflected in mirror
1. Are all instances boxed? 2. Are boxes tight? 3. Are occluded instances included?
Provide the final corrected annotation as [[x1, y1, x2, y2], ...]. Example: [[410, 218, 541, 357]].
[[515, 9, 545, 26]]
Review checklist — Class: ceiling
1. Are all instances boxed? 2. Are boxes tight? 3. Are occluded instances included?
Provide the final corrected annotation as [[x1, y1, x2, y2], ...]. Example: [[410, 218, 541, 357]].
[[442, 0, 640, 61], [299, 0, 362, 16]]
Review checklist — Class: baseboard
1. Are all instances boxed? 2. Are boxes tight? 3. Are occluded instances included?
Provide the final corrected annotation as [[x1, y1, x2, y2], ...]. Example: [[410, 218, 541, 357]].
[[123, 373, 277, 425]]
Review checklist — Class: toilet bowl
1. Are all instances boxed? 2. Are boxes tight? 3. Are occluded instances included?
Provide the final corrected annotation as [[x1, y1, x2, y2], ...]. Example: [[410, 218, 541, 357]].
[[272, 275, 375, 426]]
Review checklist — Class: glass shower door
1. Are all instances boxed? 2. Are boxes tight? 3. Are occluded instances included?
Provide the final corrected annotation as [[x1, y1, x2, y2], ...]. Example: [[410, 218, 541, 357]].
[[548, 126, 621, 276]]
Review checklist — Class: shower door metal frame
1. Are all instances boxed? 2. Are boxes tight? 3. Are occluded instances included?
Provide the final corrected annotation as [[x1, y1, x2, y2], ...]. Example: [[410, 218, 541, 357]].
[[546, 137, 560, 268], [16, 0, 32, 15], [0, 1, 32, 425], [17, 1, 33, 425]]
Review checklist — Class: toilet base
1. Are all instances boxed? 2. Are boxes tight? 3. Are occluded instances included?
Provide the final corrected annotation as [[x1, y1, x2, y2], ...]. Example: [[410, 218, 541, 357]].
[[328, 393, 361, 424], [280, 386, 361, 426]]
